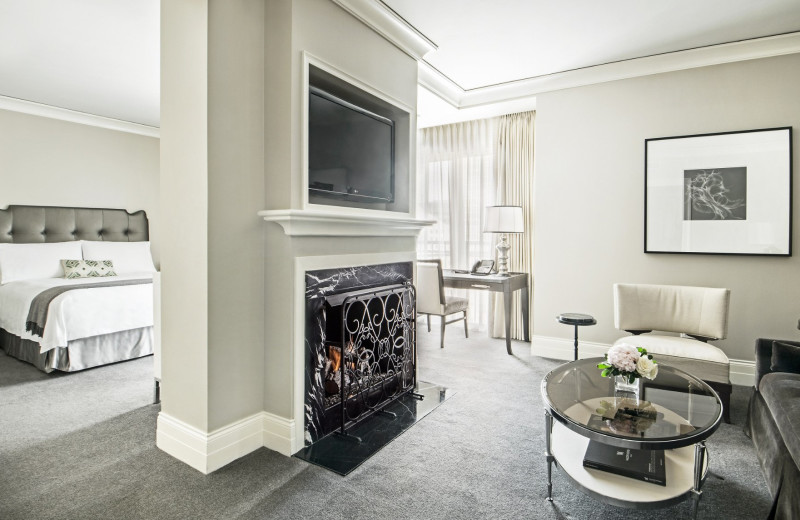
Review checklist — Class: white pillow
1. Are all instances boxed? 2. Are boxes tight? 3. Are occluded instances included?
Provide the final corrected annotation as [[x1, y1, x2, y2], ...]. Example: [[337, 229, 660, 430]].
[[81, 241, 156, 275], [0, 241, 84, 284]]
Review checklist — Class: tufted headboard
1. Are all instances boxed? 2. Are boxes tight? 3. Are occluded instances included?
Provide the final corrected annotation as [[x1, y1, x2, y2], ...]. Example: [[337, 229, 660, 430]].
[[0, 205, 149, 244]]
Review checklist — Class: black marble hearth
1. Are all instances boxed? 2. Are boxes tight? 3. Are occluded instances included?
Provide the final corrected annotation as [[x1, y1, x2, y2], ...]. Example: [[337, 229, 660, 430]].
[[304, 262, 413, 445], [295, 381, 453, 475]]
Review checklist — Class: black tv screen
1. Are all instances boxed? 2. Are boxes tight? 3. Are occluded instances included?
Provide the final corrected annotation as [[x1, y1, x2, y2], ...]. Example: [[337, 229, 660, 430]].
[[308, 87, 395, 203]]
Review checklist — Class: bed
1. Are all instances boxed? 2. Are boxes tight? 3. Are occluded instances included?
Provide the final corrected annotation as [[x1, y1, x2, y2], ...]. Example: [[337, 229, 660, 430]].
[[0, 205, 155, 373]]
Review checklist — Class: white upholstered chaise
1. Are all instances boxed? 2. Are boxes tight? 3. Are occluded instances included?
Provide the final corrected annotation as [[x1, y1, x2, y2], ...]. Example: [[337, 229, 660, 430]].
[[612, 283, 732, 423]]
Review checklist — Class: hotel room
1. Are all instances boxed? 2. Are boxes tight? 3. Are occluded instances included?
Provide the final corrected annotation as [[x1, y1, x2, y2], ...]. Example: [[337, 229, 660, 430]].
[[1, 1, 799, 518]]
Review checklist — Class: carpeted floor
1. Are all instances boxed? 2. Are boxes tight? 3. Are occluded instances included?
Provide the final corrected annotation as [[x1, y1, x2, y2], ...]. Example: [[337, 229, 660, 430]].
[[0, 327, 772, 520]]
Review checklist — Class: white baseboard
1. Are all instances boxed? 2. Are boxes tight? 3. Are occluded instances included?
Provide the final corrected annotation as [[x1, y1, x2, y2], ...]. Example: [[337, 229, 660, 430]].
[[531, 335, 609, 361], [531, 335, 755, 387], [157, 411, 285, 474], [262, 412, 297, 457], [156, 413, 210, 473], [729, 359, 756, 387]]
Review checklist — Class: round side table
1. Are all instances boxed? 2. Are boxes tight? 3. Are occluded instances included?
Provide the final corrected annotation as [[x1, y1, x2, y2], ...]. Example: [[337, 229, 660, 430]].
[[556, 313, 597, 361]]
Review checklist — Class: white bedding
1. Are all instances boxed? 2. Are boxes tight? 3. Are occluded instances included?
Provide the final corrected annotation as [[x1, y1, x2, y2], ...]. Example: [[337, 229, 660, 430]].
[[0, 273, 154, 353]]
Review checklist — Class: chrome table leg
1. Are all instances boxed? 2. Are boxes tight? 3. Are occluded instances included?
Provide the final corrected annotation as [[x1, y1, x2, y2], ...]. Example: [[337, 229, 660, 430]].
[[691, 441, 706, 519], [545, 409, 555, 501]]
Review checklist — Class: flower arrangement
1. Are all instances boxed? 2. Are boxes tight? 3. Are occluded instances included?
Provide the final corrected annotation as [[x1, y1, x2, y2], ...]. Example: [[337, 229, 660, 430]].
[[597, 343, 658, 383]]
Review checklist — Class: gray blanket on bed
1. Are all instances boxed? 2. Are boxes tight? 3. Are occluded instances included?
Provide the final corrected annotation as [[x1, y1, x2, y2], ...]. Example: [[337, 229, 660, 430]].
[[25, 278, 152, 338]]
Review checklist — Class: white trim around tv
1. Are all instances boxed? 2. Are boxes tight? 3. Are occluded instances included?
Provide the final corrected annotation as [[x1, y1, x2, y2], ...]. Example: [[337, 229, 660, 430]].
[[300, 51, 417, 217]]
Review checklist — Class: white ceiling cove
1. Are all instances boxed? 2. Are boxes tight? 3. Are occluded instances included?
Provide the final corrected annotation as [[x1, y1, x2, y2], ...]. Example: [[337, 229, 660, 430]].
[[384, 0, 800, 91], [0, 0, 159, 128], [379, 0, 800, 126], [1, 1, 799, 129]]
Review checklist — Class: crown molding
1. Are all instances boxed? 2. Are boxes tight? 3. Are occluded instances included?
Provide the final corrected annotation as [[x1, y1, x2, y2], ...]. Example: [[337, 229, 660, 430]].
[[418, 64, 463, 107], [0, 95, 160, 138], [331, 0, 436, 59], [423, 31, 800, 109]]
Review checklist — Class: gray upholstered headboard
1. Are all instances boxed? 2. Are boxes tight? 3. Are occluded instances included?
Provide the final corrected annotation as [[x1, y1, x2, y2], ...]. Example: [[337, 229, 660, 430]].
[[0, 205, 149, 244]]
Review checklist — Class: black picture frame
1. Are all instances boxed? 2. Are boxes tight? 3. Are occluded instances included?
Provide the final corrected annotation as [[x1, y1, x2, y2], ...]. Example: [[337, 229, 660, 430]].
[[645, 127, 792, 256]]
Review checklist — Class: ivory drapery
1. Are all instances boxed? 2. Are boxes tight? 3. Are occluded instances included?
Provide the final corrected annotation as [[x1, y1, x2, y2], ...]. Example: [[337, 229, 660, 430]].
[[417, 112, 535, 337], [491, 111, 535, 340], [416, 118, 497, 330]]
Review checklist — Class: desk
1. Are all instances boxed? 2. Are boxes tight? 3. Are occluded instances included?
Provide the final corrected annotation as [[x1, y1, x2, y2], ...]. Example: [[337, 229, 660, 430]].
[[442, 270, 529, 355]]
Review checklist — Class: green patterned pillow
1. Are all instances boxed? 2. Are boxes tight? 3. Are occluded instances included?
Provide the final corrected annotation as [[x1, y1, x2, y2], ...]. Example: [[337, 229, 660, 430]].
[[61, 259, 117, 279]]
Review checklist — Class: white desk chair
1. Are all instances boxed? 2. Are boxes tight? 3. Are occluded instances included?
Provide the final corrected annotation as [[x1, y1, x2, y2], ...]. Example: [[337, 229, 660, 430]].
[[416, 260, 469, 349], [613, 283, 732, 422]]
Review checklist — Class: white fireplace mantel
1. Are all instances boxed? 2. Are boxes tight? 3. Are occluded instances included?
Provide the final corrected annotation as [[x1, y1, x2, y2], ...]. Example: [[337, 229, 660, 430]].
[[258, 209, 435, 237]]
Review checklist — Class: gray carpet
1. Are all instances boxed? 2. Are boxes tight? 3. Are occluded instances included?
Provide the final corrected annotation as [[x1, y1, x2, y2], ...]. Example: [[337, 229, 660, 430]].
[[0, 329, 772, 520]]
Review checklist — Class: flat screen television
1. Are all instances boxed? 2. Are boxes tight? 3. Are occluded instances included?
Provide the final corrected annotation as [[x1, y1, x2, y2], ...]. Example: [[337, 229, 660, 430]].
[[308, 86, 395, 203]]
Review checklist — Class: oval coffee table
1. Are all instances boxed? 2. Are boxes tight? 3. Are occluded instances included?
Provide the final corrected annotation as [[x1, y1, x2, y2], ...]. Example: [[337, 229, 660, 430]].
[[541, 359, 722, 519]]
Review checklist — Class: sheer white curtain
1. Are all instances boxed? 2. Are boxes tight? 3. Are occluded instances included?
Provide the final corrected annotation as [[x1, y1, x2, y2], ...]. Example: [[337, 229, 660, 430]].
[[416, 118, 497, 331]]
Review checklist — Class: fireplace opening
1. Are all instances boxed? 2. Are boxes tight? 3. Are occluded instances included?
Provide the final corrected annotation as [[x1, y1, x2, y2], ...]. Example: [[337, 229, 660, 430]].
[[320, 284, 417, 439], [304, 262, 416, 444], [297, 262, 454, 475]]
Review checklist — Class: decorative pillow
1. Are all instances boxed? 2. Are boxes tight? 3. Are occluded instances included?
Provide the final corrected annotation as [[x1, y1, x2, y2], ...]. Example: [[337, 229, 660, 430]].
[[771, 341, 800, 374], [81, 241, 156, 275], [0, 241, 84, 284], [61, 259, 117, 279]]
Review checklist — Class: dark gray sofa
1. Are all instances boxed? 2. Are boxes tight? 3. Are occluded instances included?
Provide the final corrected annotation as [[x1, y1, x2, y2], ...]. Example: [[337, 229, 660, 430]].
[[746, 338, 800, 520]]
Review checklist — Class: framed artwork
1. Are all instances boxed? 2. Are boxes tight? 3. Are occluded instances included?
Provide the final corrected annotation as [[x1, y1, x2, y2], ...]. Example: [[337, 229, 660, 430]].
[[645, 127, 792, 256]]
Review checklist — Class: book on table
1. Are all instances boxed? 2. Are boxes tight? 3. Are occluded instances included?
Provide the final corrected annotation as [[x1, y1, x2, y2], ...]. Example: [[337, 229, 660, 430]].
[[586, 407, 687, 439], [583, 440, 667, 486]]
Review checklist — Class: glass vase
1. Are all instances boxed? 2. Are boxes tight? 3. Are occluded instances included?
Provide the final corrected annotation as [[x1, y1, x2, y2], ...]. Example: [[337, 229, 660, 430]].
[[614, 375, 640, 402]]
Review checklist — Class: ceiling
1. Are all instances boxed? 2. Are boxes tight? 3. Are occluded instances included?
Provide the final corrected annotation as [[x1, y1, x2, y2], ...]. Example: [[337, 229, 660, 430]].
[[1, 0, 799, 130], [0, 0, 159, 128], [392, 0, 800, 126], [384, 0, 800, 92]]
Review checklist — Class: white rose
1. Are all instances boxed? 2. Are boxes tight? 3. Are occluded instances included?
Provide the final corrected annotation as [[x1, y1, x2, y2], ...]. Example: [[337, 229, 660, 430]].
[[636, 356, 658, 380]]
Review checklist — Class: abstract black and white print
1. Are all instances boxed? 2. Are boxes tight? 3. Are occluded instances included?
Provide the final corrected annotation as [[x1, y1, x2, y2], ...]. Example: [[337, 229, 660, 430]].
[[683, 167, 747, 220]]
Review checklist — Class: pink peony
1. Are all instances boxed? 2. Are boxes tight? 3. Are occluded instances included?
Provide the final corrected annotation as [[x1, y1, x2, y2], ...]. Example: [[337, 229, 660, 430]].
[[606, 343, 641, 373]]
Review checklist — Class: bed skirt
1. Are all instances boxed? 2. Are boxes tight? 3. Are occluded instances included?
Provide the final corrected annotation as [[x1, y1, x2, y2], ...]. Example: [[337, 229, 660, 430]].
[[0, 327, 153, 373]]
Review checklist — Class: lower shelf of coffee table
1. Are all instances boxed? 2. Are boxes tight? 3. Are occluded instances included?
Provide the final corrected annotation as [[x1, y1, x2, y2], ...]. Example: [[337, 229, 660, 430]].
[[551, 421, 708, 508]]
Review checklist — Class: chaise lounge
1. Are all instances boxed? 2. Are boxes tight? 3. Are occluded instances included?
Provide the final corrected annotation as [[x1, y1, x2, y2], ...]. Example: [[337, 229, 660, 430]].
[[612, 283, 733, 422]]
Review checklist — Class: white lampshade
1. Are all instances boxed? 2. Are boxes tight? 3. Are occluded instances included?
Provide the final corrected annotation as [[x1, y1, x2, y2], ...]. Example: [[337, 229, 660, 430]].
[[483, 206, 524, 233]]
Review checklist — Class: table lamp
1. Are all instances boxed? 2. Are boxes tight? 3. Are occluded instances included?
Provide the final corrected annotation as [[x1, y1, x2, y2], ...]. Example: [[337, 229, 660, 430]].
[[483, 205, 524, 276]]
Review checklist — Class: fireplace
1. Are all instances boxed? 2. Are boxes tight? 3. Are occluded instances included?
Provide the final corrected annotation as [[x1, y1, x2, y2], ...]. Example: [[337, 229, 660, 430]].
[[304, 262, 416, 444]]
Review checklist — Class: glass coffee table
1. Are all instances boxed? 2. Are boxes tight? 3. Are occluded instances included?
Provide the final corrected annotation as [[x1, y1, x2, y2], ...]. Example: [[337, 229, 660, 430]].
[[541, 359, 723, 519]]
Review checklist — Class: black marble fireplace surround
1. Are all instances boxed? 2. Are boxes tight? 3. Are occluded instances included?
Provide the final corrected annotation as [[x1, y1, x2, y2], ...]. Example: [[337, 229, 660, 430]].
[[304, 262, 414, 445]]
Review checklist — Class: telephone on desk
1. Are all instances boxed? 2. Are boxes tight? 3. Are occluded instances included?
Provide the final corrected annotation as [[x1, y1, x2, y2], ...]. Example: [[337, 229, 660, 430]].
[[470, 260, 495, 275]]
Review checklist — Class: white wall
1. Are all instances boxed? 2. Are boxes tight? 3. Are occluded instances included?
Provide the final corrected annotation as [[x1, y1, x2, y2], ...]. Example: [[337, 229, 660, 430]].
[[207, 0, 266, 430], [533, 53, 800, 364], [159, 0, 210, 432], [0, 109, 160, 262], [157, 0, 419, 469], [262, 0, 419, 421]]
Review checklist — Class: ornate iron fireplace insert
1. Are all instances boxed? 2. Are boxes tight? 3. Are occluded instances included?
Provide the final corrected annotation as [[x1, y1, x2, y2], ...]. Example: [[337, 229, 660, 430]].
[[304, 262, 416, 444], [322, 283, 418, 440]]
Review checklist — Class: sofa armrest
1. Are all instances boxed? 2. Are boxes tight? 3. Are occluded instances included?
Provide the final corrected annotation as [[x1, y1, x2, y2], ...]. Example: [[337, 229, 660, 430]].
[[755, 338, 800, 389]]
